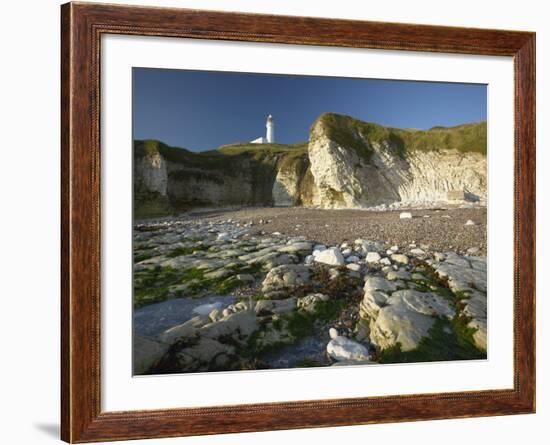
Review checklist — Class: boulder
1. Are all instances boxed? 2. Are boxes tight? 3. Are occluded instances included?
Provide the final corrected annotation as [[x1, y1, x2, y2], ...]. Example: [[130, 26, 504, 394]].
[[433, 261, 486, 293], [367, 290, 455, 352], [277, 241, 313, 255], [386, 270, 411, 281], [314, 247, 345, 266], [364, 276, 398, 293], [158, 314, 210, 344], [355, 239, 384, 253], [297, 293, 330, 313], [255, 298, 297, 315], [200, 309, 259, 343], [133, 335, 169, 374], [175, 337, 235, 371], [261, 264, 311, 299], [468, 318, 487, 351], [360, 289, 390, 319]]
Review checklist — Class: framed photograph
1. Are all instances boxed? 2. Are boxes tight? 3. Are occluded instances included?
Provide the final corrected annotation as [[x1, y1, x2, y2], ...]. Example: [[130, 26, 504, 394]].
[[61, 2, 535, 442]]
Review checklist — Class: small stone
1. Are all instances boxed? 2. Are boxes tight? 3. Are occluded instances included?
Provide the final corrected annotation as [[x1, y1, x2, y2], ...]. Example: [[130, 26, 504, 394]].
[[329, 327, 339, 339], [467, 247, 480, 255], [235, 273, 255, 283], [217, 232, 231, 241], [345, 255, 361, 263], [255, 298, 297, 315], [400, 212, 412, 219], [193, 302, 224, 316], [390, 245, 399, 252], [411, 273, 426, 281], [380, 257, 391, 266], [434, 252, 446, 262], [346, 263, 361, 272], [465, 220, 476, 226], [410, 248, 425, 256], [386, 270, 411, 281], [391, 253, 409, 265], [298, 293, 330, 312], [365, 252, 381, 263], [327, 336, 370, 362]]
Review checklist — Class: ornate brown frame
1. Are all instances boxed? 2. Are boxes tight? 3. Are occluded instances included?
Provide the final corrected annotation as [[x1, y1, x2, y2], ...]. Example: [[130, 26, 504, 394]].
[[61, 1, 536, 442]]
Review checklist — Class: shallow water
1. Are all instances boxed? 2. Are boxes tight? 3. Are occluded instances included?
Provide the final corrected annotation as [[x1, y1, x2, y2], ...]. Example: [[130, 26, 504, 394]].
[[261, 334, 331, 369], [133, 294, 237, 338]]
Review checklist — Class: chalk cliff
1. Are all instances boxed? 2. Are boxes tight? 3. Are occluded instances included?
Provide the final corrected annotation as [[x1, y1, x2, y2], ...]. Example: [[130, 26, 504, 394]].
[[306, 113, 487, 209], [134, 113, 487, 217]]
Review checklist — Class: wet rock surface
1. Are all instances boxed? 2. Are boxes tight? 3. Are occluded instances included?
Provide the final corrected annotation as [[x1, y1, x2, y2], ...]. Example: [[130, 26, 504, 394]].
[[133, 209, 487, 375]]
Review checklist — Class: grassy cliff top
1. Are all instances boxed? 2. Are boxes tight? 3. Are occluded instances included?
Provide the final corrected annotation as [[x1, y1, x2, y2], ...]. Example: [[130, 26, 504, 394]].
[[217, 142, 307, 156], [134, 139, 308, 171], [316, 112, 487, 157]]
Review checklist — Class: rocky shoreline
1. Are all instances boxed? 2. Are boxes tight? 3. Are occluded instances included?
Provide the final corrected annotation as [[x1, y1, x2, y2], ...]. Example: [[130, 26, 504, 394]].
[[133, 207, 487, 375]]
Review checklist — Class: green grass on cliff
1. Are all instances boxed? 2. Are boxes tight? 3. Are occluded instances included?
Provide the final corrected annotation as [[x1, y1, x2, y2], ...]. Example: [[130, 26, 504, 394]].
[[135, 139, 231, 171], [135, 139, 308, 169], [316, 112, 487, 157], [218, 142, 307, 157]]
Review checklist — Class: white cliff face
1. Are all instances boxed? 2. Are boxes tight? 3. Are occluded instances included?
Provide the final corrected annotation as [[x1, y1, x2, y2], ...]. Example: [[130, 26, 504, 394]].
[[272, 158, 307, 206], [272, 170, 295, 206], [135, 151, 168, 196], [380, 146, 486, 204], [307, 120, 486, 209]]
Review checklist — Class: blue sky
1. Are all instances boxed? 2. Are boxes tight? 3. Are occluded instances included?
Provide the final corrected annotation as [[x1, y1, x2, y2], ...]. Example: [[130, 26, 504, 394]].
[[133, 68, 487, 152]]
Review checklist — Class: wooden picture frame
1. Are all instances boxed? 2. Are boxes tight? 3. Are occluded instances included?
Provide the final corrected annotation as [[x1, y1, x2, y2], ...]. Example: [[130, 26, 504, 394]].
[[61, 1, 536, 442]]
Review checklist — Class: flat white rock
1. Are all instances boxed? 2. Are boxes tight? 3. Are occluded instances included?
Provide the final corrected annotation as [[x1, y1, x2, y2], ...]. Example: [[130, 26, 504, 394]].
[[327, 336, 370, 362]]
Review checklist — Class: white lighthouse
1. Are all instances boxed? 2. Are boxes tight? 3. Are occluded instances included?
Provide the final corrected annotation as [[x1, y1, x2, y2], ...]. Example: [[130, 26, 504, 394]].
[[250, 114, 275, 144], [266, 114, 275, 143]]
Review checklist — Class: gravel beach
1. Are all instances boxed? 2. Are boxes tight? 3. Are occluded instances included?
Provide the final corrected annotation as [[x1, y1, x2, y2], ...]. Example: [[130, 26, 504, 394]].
[[188, 206, 487, 255]]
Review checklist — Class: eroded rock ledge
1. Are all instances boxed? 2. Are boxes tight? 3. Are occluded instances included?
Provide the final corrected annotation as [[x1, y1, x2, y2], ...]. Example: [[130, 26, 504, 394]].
[[133, 216, 487, 374]]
